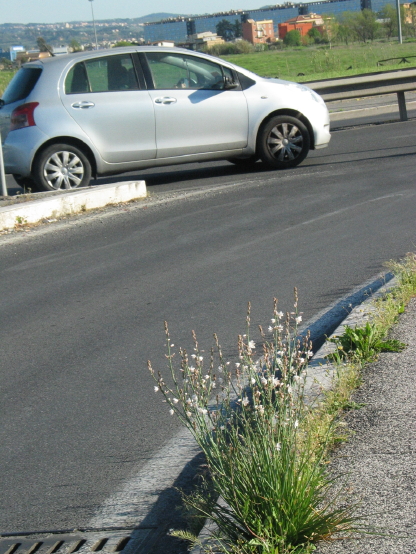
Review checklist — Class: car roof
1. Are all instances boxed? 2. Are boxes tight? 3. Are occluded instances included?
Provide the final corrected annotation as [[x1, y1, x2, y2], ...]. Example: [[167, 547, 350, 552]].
[[25, 46, 228, 68]]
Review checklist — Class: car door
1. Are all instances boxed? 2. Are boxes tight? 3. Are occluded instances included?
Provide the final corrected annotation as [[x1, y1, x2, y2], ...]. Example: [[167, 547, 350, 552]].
[[60, 53, 156, 164], [144, 52, 248, 159]]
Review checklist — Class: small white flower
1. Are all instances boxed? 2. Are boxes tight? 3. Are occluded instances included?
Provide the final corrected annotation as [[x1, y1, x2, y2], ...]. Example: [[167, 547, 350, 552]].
[[294, 419, 299, 428], [287, 386, 293, 394], [172, 397, 179, 404], [248, 340, 255, 349], [169, 409, 175, 416], [251, 377, 256, 385], [235, 363, 241, 368], [204, 374, 210, 380], [295, 316, 302, 324], [189, 366, 195, 373], [197, 407, 208, 415], [277, 311, 284, 319], [191, 354, 196, 359], [211, 382, 216, 388], [198, 356, 203, 361], [242, 396, 249, 406], [271, 318, 276, 323], [268, 326, 273, 332], [186, 411, 192, 417], [261, 377, 267, 385], [170, 344, 174, 347], [277, 325, 283, 332], [275, 442, 281, 451], [154, 386, 159, 392]]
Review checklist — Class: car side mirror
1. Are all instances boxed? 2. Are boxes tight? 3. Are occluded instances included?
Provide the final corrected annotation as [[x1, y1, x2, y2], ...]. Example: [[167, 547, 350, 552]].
[[224, 76, 238, 90]]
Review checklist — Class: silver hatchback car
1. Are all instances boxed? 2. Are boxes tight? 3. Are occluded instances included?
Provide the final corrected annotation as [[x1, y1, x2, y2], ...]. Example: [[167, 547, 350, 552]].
[[0, 47, 330, 192]]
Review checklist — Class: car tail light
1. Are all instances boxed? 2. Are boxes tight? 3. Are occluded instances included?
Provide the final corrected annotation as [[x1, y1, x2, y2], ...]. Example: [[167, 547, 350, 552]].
[[10, 102, 39, 131]]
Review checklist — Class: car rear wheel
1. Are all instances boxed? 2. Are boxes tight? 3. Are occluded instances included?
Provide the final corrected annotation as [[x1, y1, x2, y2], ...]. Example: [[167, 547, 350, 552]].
[[33, 144, 92, 192], [258, 116, 310, 169]]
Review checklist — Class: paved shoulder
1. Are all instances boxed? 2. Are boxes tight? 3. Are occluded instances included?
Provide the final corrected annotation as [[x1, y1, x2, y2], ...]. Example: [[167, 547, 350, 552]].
[[317, 297, 416, 553]]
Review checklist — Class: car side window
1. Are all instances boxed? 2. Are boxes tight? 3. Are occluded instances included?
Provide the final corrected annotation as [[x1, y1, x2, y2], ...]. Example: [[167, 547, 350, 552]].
[[145, 52, 228, 90], [65, 54, 139, 94]]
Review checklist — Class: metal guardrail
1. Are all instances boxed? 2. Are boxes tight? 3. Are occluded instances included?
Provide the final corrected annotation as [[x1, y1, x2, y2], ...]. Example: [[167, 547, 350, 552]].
[[307, 67, 416, 122]]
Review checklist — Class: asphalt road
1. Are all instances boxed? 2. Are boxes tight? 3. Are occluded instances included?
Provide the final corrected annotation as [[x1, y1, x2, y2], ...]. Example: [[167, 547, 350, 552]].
[[1, 119, 416, 541]]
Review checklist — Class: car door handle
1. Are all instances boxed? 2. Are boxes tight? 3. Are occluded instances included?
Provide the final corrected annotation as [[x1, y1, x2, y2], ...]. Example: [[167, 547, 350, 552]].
[[154, 97, 177, 105], [71, 101, 95, 109]]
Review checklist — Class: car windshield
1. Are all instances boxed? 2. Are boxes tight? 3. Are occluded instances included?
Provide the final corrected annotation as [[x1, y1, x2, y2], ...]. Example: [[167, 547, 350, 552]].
[[1, 67, 42, 105]]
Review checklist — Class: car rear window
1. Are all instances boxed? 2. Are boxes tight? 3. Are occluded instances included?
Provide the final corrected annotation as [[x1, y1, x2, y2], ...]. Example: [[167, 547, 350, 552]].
[[1, 67, 42, 105]]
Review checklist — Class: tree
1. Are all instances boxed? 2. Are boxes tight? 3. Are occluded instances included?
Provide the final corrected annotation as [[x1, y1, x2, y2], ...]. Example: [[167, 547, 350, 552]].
[[283, 29, 301, 46], [36, 36, 53, 53], [216, 19, 238, 41], [234, 19, 242, 39], [379, 4, 396, 39], [342, 10, 380, 43], [113, 40, 135, 47], [307, 27, 322, 43], [322, 15, 339, 47], [69, 39, 82, 52]]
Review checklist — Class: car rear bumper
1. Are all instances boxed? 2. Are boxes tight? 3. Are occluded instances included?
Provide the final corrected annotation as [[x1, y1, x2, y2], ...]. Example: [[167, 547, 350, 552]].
[[3, 127, 49, 176]]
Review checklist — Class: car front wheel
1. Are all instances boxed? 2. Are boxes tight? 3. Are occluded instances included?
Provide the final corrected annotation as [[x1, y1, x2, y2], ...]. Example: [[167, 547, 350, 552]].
[[33, 144, 92, 192], [258, 116, 310, 169]]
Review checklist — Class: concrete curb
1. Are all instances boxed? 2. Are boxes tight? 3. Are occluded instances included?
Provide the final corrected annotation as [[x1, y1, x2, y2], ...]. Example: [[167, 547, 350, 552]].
[[0, 181, 146, 231], [190, 274, 399, 554]]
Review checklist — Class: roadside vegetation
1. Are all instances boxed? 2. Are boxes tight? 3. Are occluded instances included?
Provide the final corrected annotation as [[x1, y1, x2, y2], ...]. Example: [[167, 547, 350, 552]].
[[148, 253, 416, 553], [221, 41, 416, 82], [206, 6, 416, 81], [0, 69, 15, 97]]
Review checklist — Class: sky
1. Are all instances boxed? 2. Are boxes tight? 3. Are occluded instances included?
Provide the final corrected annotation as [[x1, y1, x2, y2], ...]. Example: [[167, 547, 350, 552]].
[[1, 0, 291, 25]]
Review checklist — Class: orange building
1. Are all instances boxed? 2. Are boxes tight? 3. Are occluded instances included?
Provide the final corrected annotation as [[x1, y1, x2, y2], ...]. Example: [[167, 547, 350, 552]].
[[278, 13, 324, 40], [242, 19, 275, 44]]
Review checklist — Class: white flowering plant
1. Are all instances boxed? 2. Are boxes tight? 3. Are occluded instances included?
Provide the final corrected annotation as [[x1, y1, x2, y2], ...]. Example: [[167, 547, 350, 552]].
[[148, 291, 363, 554]]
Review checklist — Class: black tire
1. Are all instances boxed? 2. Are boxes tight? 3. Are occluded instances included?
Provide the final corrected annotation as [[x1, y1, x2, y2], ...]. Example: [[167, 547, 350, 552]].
[[227, 155, 259, 167], [257, 115, 310, 169], [33, 143, 92, 192], [13, 174, 39, 193]]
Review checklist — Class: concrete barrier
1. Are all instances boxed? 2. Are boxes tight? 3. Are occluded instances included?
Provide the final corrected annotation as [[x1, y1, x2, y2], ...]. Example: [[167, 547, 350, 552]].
[[0, 180, 147, 231]]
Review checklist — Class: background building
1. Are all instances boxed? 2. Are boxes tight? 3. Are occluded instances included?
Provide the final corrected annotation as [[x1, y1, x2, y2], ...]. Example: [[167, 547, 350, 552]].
[[143, 0, 406, 44], [278, 13, 324, 40], [242, 19, 275, 43]]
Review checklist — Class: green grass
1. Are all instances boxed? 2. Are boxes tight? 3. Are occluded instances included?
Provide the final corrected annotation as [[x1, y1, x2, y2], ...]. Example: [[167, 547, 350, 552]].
[[0, 70, 16, 97], [221, 40, 416, 81]]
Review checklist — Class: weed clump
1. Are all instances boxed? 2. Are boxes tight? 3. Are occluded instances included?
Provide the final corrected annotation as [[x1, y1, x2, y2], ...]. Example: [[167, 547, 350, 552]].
[[148, 291, 366, 554]]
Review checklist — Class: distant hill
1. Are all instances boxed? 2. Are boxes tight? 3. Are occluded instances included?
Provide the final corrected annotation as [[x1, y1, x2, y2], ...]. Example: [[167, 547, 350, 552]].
[[133, 13, 188, 23]]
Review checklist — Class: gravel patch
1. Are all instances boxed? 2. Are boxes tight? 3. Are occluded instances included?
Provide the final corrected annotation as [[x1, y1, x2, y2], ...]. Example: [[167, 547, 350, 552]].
[[317, 298, 416, 554]]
